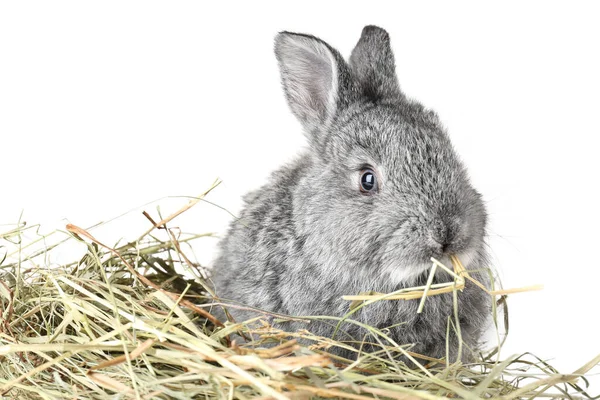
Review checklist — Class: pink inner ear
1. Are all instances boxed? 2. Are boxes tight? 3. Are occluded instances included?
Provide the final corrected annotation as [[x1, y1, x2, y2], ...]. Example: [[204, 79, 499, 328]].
[[275, 34, 338, 128]]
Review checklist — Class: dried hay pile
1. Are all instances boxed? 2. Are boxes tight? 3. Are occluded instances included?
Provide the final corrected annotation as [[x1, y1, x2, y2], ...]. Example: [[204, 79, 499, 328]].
[[0, 187, 598, 399]]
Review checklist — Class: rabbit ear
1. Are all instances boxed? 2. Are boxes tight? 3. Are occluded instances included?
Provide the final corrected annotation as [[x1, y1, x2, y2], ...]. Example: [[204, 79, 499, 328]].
[[349, 26, 403, 101], [275, 32, 354, 134]]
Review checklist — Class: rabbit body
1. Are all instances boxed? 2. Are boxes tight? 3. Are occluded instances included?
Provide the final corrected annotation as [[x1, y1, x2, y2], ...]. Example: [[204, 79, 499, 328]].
[[212, 26, 491, 362]]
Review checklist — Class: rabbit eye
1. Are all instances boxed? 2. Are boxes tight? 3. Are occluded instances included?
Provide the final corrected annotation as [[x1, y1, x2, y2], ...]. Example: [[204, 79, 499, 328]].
[[359, 168, 378, 194]]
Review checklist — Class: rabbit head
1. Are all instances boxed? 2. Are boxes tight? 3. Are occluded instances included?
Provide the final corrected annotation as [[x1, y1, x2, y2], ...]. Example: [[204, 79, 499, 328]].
[[275, 26, 487, 287]]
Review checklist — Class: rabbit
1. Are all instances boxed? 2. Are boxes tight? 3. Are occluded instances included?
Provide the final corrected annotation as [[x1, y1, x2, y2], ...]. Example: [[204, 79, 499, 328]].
[[211, 25, 491, 364]]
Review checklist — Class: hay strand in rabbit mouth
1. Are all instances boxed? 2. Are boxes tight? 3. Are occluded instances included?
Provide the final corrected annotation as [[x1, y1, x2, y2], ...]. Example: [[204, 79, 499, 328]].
[[342, 254, 543, 305], [0, 185, 596, 399]]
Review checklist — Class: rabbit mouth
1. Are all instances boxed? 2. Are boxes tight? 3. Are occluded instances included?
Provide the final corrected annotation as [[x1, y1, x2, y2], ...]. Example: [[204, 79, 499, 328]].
[[387, 249, 477, 287], [388, 263, 433, 286]]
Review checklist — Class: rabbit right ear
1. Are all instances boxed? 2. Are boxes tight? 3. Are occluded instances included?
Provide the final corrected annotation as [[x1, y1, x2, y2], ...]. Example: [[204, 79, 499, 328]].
[[349, 26, 403, 101], [275, 32, 354, 135]]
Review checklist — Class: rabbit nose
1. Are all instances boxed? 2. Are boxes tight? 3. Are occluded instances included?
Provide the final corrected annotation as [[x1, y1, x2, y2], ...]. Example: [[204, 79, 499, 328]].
[[433, 230, 453, 253], [431, 219, 458, 254]]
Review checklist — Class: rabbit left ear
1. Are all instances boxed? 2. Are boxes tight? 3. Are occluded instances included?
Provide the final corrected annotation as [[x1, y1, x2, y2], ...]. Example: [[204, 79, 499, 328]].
[[349, 26, 403, 101], [275, 32, 355, 135]]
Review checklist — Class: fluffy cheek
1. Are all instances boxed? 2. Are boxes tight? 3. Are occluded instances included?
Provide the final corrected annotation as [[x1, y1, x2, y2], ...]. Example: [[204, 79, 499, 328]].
[[376, 223, 430, 283], [292, 174, 384, 270]]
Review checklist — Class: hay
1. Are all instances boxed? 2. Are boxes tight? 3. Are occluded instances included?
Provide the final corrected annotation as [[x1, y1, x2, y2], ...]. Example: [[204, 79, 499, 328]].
[[0, 188, 598, 399]]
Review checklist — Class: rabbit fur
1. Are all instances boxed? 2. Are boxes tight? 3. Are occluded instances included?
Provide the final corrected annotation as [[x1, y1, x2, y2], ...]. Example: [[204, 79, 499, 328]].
[[211, 25, 491, 363]]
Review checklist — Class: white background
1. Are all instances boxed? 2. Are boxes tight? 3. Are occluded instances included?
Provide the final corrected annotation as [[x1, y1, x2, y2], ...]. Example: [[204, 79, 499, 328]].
[[1, 1, 599, 391]]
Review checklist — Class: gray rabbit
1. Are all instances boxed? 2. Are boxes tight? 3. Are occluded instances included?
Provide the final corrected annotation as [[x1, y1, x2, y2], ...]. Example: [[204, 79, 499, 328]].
[[211, 26, 491, 363]]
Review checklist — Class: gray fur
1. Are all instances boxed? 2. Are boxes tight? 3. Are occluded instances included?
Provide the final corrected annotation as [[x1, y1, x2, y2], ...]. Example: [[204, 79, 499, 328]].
[[211, 25, 491, 363]]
